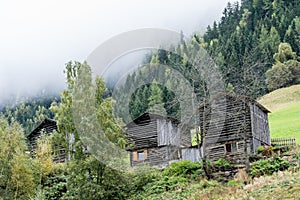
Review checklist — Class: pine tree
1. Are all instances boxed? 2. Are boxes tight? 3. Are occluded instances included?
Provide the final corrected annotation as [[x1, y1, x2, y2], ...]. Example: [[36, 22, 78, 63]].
[[147, 83, 166, 116]]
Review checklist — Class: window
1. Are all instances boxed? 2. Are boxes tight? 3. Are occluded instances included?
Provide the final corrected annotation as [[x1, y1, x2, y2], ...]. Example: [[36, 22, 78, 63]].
[[225, 142, 238, 153], [133, 149, 147, 161], [138, 151, 145, 161]]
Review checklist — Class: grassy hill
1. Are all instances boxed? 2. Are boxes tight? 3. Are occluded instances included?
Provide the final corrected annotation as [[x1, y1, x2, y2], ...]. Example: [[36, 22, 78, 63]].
[[258, 85, 300, 144]]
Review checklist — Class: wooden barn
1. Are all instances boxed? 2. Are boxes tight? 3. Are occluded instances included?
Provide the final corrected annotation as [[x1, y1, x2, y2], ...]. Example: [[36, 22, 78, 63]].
[[126, 112, 196, 167], [27, 118, 66, 163], [199, 93, 271, 165]]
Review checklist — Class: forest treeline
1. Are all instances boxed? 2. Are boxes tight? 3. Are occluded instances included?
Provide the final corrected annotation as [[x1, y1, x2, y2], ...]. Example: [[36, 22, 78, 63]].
[[115, 0, 300, 120], [1, 0, 300, 135], [0, 96, 56, 135], [0, 0, 300, 199]]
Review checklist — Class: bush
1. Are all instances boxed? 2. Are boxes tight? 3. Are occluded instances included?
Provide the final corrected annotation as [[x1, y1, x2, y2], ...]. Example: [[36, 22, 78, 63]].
[[250, 156, 291, 177], [257, 146, 264, 154], [162, 160, 202, 179], [293, 153, 300, 160], [214, 158, 230, 167], [43, 164, 67, 200], [130, 166, 160, 193], [143, 175, 187, 195]]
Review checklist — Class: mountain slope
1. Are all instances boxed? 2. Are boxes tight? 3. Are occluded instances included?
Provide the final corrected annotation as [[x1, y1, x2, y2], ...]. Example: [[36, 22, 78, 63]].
[[258, 85, 300, 144]]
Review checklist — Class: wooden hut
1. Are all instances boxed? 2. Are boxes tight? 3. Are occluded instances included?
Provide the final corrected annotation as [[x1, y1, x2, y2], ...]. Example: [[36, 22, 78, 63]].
[[27, 118, 66, 163], [199, 93, 271, 165], [126, 112, 194, 167]]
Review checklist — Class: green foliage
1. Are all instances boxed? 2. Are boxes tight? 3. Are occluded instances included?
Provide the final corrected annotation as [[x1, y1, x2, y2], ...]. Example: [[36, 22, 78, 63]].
[[0, 117, 36, 200], [115, 65, 181, 122], [162, 160, 202, 179], [274, 43, 297, 63], [266, 43, 300, 91], [142, 175, 186, 195], [48, 62, 129, 199], [34, 133, 54, 184], [147, 83, 166, 116], [227, 180, 242, 187], [129, 166, 160, 193], [214, 158, 230, 167], [0, 96, 55, 135], [42, 165, 67, 200], [257, 146, 265, 153], [250, 156, 291, 177], [60, 157, 130, 200], [293, 153, 300, 160]]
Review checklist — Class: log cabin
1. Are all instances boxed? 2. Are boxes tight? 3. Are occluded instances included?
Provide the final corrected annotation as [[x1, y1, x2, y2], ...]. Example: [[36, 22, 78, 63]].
[[27, 118, 66, 163], [199, 93, 271, 165], [126, 112, 197, 167]]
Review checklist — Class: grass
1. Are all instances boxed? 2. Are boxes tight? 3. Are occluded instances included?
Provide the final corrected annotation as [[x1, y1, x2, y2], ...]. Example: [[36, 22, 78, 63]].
[[268, 102, 300, 144], [129, 146, 300, 200], [258, 84, 300, 112], [129, 170, 300, 200], [258, 85, 300, 144]]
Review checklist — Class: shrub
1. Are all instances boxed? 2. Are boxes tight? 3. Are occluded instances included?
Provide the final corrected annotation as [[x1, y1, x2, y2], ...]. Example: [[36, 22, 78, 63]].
[[144, 175, 186, 194], [162, 160, 202, 179], [214, 158, 230, 167], [257, 146, 264, 154], [293, 153, 300, 160], [250, 156, 291, 177]]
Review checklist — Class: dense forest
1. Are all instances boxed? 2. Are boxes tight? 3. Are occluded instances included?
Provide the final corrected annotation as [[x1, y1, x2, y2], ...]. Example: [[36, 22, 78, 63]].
[[0, 96, 57, 135], [0, 0, 300, 199], [115, 0, 300, 120]]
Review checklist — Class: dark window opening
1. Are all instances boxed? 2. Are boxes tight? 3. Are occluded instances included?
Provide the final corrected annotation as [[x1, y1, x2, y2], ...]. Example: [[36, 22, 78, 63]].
[[225, 143, 232, 152], [225, 142, 238, 153]]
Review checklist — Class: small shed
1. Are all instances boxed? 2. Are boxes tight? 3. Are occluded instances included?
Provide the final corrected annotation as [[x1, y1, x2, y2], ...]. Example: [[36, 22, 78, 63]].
[[126, 113, 194, 167], [199, 93, 271, 165], [27, 118, 66, 163]]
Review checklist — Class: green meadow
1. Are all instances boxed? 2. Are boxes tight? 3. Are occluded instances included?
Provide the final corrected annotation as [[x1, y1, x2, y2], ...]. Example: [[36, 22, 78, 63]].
[[259, 85, 300, 144]]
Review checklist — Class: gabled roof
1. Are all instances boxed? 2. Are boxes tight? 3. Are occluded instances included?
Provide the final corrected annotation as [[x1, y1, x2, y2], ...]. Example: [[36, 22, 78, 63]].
[[27, 118, 57, 139], [199, 93, 271, 113], [126, 112, 180, 127]]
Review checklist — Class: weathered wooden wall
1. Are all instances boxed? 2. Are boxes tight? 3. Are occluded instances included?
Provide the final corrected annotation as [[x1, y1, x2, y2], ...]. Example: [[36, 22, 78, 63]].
[[157, 118, 180, 147], [180, 125, 192, 147], [199, 94, 270, 163], [27, 118, 57, 150], [130, 146, 180, 167], [126, 114, 158, 150], [250, 103, 271, 152], [199, 95, 253, 162], [182, 147, 201, 162], [27, 118, 66, 163]]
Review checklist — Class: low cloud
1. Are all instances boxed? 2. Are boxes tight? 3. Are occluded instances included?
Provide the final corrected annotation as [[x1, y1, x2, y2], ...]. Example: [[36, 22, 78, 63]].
[[0, 0, 239, 105]]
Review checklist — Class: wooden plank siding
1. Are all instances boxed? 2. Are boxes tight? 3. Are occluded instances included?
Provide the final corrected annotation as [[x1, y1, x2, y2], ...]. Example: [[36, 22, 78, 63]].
[[27, 118, 66, 163], [27, 118, 58, 152], [126, 113, 194, 167], [126, 114, 158, 150], [130, 146, 180, 167], [157, 119, 180, 147], [250, 104, 271, 152], [182, 147, 201, 162], [199, 94, 270, 163]]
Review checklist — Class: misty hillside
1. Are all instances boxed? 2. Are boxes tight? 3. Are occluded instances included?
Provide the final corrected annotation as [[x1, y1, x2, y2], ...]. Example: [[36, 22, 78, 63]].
[[1, 0, 300, 199], [115, 0, 300, 121], [0, 94, 58, 135]]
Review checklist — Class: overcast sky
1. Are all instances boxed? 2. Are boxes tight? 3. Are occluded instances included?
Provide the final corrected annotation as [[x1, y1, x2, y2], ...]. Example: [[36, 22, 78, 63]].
[[0, 0, 239, 104]]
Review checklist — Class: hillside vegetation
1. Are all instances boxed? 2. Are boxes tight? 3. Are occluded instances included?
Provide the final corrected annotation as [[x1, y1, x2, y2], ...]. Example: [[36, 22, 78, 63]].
[[259, 84, 300, 144]]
